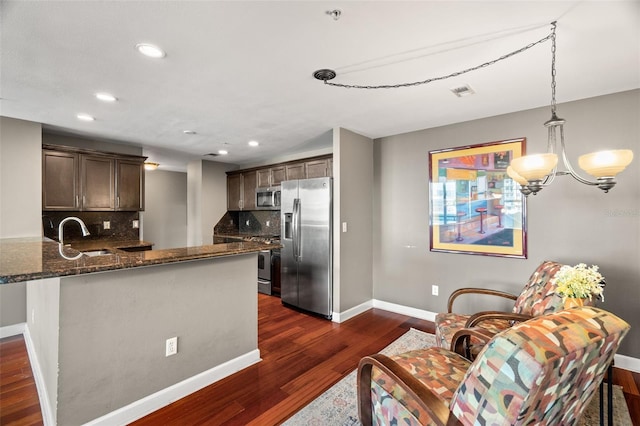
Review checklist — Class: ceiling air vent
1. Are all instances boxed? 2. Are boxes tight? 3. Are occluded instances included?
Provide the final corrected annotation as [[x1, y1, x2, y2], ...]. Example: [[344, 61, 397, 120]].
[[450, 84, 475, 97]]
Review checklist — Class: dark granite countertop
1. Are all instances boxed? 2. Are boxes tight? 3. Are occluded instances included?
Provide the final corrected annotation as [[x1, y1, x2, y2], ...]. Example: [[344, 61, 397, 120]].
[[0, 237, 277, 284]]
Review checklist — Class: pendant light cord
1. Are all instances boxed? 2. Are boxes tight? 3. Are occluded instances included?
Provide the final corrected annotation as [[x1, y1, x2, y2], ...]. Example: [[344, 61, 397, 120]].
[[320, 23, 556, 89]]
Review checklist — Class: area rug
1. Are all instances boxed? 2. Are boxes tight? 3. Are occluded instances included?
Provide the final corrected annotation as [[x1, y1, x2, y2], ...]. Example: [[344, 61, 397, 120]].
[[283, 328, 632, 426]]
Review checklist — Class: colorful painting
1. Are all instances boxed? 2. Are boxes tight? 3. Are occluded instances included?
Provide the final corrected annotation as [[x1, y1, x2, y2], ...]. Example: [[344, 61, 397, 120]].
[[429, 138, 527, 258]]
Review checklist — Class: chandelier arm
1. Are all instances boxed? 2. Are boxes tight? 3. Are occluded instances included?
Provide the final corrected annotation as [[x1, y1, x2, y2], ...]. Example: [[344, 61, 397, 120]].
[[558, 127, 600, 186], [322, 31, 554, 89]]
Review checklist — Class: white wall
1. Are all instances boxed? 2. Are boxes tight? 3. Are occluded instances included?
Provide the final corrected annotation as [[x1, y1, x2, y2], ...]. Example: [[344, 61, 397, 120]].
[[143, 170, 187, 249], [373, 89, 640, 358], [0, 117, 42, 327]]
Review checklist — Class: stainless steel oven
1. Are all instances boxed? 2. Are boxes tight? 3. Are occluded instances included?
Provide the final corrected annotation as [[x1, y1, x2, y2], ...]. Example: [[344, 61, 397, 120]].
[[258, 249, 272, 294]]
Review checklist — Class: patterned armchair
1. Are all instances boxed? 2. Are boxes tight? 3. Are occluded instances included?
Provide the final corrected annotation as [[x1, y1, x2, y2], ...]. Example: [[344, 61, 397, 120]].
[[435, 260, 581, 357], [358, 306, 630, 426]]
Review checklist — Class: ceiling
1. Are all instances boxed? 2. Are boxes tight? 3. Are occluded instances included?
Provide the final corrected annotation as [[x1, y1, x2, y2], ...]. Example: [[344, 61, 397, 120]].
[[1, 1, 638, 172]]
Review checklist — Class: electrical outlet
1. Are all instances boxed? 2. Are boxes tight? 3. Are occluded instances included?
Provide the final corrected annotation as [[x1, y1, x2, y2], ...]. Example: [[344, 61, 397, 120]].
[[132, 220, 139, 229], [342, 222, 348, 233], [246, 220, 250, 226], [432, 285, 439, 296], [266, 220, 271, 227], [165, 337, 178, 357], [103, 221, 111, 230]]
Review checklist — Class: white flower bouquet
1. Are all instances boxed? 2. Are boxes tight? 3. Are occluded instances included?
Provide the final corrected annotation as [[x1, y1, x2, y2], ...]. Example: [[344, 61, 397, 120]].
[[555, 263, 605, 301]]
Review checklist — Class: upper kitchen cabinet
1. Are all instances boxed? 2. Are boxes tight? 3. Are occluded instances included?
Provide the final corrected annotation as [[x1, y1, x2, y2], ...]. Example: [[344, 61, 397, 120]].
[[285, 162, 306, 180], [80, 155, 115, 210], [257, 166, 286, 188], [305, 158, 331, 179], [43, 150, 80, 210], [227, 171, 257, 211], [42, 145, 146, 212], [116, 160, 145, 211]]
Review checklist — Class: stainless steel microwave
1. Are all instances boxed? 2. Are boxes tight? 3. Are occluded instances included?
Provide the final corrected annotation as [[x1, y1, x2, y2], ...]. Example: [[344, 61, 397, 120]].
[[256, 187, 281, 210]]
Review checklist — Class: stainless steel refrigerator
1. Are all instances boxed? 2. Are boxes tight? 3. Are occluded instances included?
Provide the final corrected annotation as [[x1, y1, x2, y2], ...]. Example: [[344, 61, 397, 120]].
[[281, 177, 332, 319]]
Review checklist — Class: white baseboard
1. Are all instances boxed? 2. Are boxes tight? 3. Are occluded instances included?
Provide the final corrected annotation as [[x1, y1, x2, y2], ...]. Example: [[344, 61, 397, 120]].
[[23, 325, 55, 426], [83, 349, 261, 425], [0, 322, 25, 338], [615, 353, 640, 374], [372, 299, 437, 322], [332, 300, 372, 323]]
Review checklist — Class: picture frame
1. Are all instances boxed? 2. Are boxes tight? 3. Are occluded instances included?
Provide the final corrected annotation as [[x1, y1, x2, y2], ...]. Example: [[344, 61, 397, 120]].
[[429, 138, 527, 258]]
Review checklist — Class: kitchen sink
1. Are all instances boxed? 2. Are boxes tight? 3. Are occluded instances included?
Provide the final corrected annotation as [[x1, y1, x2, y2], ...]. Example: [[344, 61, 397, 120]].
[[82, 249, 114, 257]]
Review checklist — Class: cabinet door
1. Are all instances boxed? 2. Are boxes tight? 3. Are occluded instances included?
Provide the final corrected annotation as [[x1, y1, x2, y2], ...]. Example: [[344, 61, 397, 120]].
[[43, 150, 79, 210], [305, 159, 329, 178], [257, 169, 271, 188], [242, 171, 257, 210], [116, 160, 144, 211], [227, 173, 243, 211], [271, 166, 286, 185], [81, 155, 115, 211], [286, 163, 305, 180]]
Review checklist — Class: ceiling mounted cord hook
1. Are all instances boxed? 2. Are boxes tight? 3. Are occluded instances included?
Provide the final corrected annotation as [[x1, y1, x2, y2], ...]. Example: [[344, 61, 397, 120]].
[[326, 9, 341, 21]]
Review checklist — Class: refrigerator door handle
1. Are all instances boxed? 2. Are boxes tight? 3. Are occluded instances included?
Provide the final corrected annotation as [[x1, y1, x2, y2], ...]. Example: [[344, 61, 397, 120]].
[[292, 198, 300, 260]]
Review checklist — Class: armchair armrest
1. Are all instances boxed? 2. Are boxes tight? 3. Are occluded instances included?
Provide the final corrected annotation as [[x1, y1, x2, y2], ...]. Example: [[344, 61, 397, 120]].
[[450, 327, 496, 360], [447, 288, 518, 313], [466, 311, 532, 328], [357, 354, 463, 426]]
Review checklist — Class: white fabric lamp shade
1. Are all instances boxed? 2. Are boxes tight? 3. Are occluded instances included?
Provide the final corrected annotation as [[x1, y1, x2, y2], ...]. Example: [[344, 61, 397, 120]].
[[578, 149, 634, 178]]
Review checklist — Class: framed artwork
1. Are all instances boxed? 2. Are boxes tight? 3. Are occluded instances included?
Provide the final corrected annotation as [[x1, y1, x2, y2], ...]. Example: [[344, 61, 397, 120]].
[[429, 138, 527, 258]]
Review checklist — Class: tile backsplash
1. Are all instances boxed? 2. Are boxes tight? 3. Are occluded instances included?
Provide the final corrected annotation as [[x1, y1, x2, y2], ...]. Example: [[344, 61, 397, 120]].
[[214, 210, 281, 237], [43, 211, 140, 242]]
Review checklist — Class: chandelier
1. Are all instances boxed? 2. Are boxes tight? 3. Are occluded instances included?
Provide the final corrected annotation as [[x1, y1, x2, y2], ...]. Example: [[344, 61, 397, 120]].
[[506, 22, 633, 195], [314, 22, 634, 196]]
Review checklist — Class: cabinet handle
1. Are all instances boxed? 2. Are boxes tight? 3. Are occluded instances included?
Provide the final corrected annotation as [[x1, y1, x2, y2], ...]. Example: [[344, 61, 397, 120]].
[[75, 195, 79, 208], [82, 195, 86, 206], [117, 196, 120, 208]]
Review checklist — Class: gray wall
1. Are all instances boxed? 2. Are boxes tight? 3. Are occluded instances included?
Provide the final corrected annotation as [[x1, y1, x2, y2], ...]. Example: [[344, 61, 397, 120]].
[[373, 89, 640, 357], [0, 117, 42, 327], [187, 160, 232, 246], [143, 170, 188, 249], [28, 254, 257, 425], [334, 128, 374, 312]]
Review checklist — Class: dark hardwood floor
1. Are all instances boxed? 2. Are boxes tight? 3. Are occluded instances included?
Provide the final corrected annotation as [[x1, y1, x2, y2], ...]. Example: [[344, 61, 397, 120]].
[[1, 294, 639, 425]]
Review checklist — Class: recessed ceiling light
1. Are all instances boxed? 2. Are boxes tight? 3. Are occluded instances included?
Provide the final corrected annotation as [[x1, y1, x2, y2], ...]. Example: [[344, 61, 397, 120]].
[[135, 43, 166, 59], [77, 113, 95, 121], [183, 130, 197, 135], [95, 92, 117, 102], [218, 150, 228, 155], [248, 140, 259, 147]]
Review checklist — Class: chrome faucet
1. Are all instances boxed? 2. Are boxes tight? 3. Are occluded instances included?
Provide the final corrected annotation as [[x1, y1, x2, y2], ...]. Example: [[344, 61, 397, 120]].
[[58, 216, 90, 245]]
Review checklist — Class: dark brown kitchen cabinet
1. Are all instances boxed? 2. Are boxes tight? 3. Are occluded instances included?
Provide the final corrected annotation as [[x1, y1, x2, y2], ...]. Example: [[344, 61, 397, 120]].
[[227, 171, 257, 211], [257, 166, 286, 187], [42, 145, 146, 212], [242, 171, 257, 210], [305, 159, 330, 178], [43, 150, 79, 210], [116, 160, 145, 211], [81, 155, 115, 211], [285, 163, 305, 180]]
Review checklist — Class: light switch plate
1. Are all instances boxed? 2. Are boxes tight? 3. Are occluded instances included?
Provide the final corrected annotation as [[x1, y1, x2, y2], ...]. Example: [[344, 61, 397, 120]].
[[132, 220, 139, 229], [103, 221, 111, 230]]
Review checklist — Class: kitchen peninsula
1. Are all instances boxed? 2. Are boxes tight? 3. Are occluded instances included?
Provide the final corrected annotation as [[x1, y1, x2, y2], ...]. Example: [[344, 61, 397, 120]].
[[0, 237, 274, 425]]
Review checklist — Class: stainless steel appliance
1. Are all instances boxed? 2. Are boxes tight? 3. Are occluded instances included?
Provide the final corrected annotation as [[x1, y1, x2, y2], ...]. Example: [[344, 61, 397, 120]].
[[256, 187, 281, 210], [257, 249, 272, 295], [281, 177, 332, 319]]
